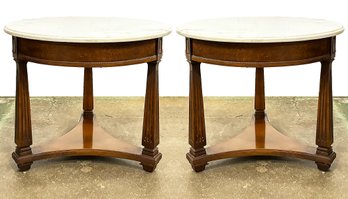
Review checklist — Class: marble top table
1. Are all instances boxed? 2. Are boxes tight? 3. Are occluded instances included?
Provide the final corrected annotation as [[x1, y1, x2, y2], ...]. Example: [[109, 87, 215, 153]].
[[177, 17, 343, 43], [177, 17, 343, 172], [5, 17, 171, 43], [5, 17, 170, 172]]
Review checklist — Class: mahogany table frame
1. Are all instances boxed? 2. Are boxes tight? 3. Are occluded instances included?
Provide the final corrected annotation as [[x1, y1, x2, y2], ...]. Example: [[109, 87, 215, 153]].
[[12, 37, 163, 172], [185, 37, 336, 172]]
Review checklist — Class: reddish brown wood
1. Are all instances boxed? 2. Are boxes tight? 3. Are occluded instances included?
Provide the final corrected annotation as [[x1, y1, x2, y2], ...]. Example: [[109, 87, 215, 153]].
[[186, 37, 337, 172], [12, 60, 33, 171], [190, 38, 332, 67], [83, 67, 94, 117], [15, 38, 158, 67], [315, 60, 335, 171], [11, 36, 163, 172], [141, 60, 162, 172], [255, 116, 266, 149], [21, 116, 147, 162], [185, 39, 207, 171], [186, 59, 207, 172], [195, 117, 330, 164], [254, 68, 265, 119]]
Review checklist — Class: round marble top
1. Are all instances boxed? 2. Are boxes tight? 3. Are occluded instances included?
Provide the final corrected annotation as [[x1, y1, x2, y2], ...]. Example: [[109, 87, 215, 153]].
[[177, 17, 344, 43], [4, 17, 171, 43]]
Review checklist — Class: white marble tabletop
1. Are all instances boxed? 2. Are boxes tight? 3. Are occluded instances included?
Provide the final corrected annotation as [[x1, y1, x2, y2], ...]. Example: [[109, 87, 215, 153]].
[[4, 17, 171, 43], [177, 17, 344, 43]]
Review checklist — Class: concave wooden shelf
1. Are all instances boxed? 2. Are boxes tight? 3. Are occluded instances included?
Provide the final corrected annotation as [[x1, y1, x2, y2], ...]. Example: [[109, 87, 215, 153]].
[[13, 114, 161, 169], [187, 116, 336, 170]]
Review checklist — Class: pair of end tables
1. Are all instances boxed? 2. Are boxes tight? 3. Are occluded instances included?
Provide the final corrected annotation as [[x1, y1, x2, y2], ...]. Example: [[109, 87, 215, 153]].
[[4, 17, 344, 172]]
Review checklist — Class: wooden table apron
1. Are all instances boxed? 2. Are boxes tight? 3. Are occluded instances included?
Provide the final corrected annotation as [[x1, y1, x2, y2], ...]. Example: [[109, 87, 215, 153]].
[[185, 37, 336, 172], [12, 37, 163, 172]]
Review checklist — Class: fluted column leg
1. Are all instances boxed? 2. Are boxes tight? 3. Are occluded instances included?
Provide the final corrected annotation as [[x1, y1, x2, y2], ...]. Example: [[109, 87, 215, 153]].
[[141, 61, 162, 172], [186, 61, 207, 172], [12, 61, 33, 171], [315, 60, 336, 171]]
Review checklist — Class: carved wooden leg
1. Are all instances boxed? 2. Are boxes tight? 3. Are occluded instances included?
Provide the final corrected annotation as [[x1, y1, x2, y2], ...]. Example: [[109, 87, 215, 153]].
[[254, 68, 265, 119], [83, 67, 94, 148], [12, 61, 33, 171], [141, 61, 161, 172], [186, 61, 207, 172], [254, 68, 266, 148], [315, 60, 336, 171], [83, 67, 94, 118]]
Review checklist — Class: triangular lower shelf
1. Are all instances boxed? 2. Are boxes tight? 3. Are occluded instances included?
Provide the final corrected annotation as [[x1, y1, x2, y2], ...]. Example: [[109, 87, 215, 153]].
[[199, 117, 330, 163], [20, 115, 149, 163]]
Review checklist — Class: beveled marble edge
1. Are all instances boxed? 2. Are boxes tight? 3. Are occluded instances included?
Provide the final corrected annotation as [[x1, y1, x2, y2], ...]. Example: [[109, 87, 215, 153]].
[[176, 28, 344, 43], [4, 27, 171, 43], [176, 17, 344, 43], [4, 17, 172, 43]]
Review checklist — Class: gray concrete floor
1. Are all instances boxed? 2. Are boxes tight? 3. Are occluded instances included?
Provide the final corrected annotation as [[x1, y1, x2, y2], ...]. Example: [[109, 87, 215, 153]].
[[0, 97, 347, 198]]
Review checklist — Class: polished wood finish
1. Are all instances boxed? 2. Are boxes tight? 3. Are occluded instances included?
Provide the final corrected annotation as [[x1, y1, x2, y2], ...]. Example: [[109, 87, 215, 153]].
[[190, 38, 332, 67], [15, 38, 158, 67], [20, 115, 152, 164], [186, 61, 207, 172], [316, 60, 335, 170], [83, 68, 94, 117], [185, 37, 337, 172], [254, 68, 265, 119], [12, 37, 163, 172], [192, 117, 329, 165], [141, 61, 162, 172], [13, 60, 33, 171]]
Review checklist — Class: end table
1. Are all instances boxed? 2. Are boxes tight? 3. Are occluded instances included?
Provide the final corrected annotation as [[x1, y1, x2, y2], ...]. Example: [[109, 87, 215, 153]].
[[177, 17, 344, 172], [4, 17, 171, 172]]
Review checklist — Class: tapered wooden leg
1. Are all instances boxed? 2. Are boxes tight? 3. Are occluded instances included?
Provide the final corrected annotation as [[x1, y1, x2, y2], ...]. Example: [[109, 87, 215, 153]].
[[315, 60, 336, 171], [12, 61, 33, 171], [254, 68, 266, 119], [83, 67, 94, 148], [141, 61, 161, 172], [83, 67, 94, 118], [254, 68, 266, 148], [186, 61, 207, 172]]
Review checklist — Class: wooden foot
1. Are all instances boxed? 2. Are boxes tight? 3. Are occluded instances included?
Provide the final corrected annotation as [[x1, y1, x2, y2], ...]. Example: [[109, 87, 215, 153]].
[[141, 148, 162, 172], [12, 146, 33, 171], [315, 146, 336, 171], [16, 162, 32, 172], [191, 164, 206, 172], [186, 147, 207, 172], [316, 162, 332, 171], [142, 164, 156, 172]]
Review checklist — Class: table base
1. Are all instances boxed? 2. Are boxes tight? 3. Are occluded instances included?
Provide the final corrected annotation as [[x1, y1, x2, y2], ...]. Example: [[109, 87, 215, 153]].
[[186, 36, 336, 171], [187, 116, 336, 172], [12, 114, 161, 172]]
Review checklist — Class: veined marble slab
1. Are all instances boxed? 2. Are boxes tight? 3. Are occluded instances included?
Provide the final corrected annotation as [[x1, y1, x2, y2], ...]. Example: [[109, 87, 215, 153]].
[[177, 17, 344, 43], [4, 17, 171, 43]]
